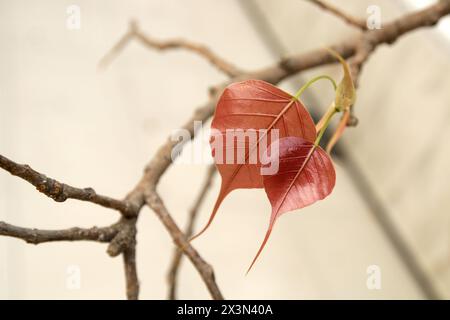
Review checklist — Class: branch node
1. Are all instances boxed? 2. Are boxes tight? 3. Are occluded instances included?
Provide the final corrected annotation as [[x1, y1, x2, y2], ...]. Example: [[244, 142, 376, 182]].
[[37, 178, 67, 202], [107, 219, 137, 257]]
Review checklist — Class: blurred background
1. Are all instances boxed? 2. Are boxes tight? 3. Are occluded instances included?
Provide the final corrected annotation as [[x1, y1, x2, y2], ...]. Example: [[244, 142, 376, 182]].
[[0, 0, 448, 299]]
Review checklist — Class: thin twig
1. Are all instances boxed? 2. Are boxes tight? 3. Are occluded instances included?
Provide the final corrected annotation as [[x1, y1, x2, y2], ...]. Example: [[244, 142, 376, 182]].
[[306, 0, 367, 30], [99, 21, 244, 77], [265, 1, 450, 84], [0, 154, 130, 214], [97, 28, 134, 71], [0, 221, 118, 244], [146, 190, 224, 300], [167, 164, 216, 299], [349, 38, 374, 85]]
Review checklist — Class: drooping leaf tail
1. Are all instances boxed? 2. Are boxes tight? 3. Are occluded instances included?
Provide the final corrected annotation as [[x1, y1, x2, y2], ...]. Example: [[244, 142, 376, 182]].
[[246, 216, 276, 274], [190, 183, 228, 242]]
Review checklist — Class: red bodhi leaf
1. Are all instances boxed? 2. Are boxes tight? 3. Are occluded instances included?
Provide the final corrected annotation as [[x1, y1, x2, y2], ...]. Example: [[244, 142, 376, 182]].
[[191, 80, 316, 240], [246, 136, 336, 272]]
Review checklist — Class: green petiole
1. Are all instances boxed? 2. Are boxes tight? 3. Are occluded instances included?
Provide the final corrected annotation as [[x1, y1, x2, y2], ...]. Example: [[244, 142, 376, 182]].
[[314, 104, 339, 146], [292, 74, 340, 147], [293, 75, 337, 100]]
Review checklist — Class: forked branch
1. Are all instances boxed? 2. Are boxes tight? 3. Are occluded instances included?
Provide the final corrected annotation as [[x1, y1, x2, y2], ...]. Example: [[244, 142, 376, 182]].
[[99, 21, 244, 77]]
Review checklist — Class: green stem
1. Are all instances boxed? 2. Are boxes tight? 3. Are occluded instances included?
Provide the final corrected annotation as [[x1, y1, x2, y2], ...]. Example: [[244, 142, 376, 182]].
[[293, 75, 337, 100], [315, 106, 338, 146]]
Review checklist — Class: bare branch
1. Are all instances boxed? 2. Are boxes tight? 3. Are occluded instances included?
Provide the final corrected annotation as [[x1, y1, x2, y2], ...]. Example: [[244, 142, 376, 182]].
[[146, 190, 224, 300], [257, 1, 450, 84], [344, 38, 374, 127], [306, 0, 367, 30], [99, 21, 244, 77], [122, 236, 139, 300], [107, 217, 137, 257], [98, 28, 134, 71], [0, 154, 131, 214], [0, 221, 118, 244], [167, 164, 216, 299]]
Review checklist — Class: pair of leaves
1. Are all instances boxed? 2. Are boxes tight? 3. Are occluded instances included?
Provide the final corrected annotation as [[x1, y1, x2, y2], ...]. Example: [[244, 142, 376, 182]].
[[191, 79, 336, 272]]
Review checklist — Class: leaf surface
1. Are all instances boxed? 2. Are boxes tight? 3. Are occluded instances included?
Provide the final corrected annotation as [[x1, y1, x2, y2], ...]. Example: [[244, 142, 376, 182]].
[[247, 136, 335, 272], [192, 80, 316, 239]]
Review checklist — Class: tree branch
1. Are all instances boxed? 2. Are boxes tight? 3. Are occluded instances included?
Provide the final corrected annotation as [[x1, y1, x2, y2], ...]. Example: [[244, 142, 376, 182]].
[[167, 164, 216, 299], [146, 190, 224, 300], [123, 238, 139, 300], [0, 221, 118, 244], [99, 21, 244, 77], [306, 0, 367, 30], [109, 217, 139, 299], [107, 218, 137, 257], [254, 0, 450, 84], [0, 154, 131, 214]]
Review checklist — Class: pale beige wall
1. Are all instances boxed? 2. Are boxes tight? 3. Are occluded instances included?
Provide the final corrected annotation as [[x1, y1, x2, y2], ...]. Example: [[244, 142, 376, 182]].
[[0, 0, 447, 299]]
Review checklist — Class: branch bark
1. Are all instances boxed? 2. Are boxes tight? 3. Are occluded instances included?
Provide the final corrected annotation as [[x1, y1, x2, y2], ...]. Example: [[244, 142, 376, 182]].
[[146, 190, 224, 300], [99, 21, 244, 77], [0, 221, 118, 244], [306, 0, 367, 30], [123, 241, 139, 300], [0, 154, 130, 214], [167, 164, 216, 299]]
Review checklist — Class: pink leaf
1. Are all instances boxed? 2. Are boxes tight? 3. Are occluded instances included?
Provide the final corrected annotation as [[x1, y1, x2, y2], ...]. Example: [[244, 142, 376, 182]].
[[192, 80, 316, 240], [247, 136, 336, 272]]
